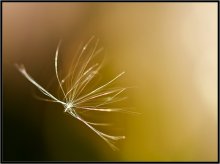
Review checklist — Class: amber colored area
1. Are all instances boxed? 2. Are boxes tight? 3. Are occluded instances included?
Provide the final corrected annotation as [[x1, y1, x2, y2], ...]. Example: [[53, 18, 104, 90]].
[[2, 2, 217, 162]]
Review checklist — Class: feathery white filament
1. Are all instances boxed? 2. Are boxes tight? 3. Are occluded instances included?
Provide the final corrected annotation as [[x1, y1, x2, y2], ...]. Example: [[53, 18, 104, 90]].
[[16, 38, 130, 150]]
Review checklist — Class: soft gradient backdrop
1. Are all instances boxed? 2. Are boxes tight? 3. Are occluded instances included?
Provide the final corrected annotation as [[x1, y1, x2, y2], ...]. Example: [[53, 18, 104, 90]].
[[3, 2, 218, 162]]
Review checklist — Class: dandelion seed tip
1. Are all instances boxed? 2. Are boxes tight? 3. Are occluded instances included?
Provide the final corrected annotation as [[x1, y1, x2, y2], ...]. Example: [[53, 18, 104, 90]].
[[15, 63, 25, 72], [120, 71, 126, 75], [56, 40, 62, 54], [14, 63, 19, 69], [14, 63, 21, 67]]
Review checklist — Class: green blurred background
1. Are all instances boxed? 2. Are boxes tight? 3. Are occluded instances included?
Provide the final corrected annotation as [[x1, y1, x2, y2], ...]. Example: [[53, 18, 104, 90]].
[[2, 2, 217, 162]]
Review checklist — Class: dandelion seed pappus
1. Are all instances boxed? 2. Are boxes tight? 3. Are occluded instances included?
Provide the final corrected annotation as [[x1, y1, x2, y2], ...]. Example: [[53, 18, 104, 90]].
[[15, 36, 136, 151]]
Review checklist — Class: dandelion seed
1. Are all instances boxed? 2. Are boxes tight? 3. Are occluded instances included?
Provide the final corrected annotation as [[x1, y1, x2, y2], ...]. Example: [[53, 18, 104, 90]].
[[15, 37, 133, 151]]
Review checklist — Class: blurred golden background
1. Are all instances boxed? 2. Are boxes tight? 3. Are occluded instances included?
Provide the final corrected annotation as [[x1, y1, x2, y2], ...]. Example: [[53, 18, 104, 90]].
[[3, 2, 217, 161]]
